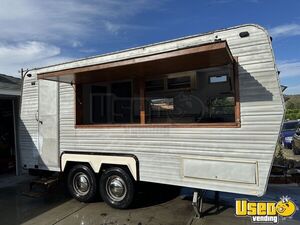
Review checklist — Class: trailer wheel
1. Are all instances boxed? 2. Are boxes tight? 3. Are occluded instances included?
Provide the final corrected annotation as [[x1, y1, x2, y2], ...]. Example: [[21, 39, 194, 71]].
[[67, 164, 97, 202], [100, 167, 135, 209]]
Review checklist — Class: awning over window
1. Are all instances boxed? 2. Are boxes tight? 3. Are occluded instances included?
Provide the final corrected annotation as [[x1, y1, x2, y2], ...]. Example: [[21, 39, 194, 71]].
[[37, 41, 235, 84]]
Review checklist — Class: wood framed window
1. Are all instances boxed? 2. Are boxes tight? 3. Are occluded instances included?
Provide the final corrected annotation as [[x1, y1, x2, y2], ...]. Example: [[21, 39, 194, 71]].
[[75, 63, 240, 128], [77, 80, 139, 125]]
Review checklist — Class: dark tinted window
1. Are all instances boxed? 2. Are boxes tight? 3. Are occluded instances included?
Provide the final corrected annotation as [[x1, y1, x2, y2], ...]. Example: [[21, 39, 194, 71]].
[[282, 122, 299, 131], [210, 97, 235, 122], [167, 76, 191, 89], [145, 79, 164, 92], [145, 68, 235, 124], [88, 82, 136, 124]]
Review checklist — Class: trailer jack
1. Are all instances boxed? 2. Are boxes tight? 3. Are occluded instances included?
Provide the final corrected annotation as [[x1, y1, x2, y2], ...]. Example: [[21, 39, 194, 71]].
[[192, 190, 220, 218], [192, 190, 206, 218]]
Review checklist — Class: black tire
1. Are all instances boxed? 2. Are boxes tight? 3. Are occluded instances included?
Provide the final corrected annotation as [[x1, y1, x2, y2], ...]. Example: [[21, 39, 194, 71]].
[[100, 167, 135, 209], [67, 164, 97, 202]]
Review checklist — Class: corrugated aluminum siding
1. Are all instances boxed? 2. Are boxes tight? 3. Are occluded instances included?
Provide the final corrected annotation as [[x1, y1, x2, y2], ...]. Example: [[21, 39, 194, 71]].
[[19, 73, 39, 169], [23, 24, 284, 196]]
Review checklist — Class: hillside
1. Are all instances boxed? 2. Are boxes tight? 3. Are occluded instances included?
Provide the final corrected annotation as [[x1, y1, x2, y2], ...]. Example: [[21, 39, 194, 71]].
[[285, 95, 300, 120]]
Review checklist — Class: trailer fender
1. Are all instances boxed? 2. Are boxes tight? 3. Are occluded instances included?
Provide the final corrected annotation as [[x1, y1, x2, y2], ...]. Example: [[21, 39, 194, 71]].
[[60, 152, 138, 180]]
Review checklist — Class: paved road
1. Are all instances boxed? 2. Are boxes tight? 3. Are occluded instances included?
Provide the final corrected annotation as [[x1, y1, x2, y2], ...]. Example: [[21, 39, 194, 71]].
[[0, 173, 299, 225]]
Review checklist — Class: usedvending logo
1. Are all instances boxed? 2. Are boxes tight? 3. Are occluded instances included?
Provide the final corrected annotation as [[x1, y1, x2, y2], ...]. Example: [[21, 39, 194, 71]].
[[235, 196, 297, 223]]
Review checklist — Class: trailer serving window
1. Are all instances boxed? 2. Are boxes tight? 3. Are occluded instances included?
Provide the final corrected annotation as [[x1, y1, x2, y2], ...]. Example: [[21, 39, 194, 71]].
[[144, 65, 236, 124], [37, 41, 240, 128], [82, 81, 139, 124]]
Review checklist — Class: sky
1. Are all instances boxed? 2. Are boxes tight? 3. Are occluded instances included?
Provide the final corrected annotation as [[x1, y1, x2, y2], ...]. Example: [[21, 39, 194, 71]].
[[0, 0, 299, 94]]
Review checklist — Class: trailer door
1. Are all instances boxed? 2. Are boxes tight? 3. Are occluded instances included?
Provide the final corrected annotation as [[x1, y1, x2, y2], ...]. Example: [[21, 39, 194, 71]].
[[38, 80, 59, 171]]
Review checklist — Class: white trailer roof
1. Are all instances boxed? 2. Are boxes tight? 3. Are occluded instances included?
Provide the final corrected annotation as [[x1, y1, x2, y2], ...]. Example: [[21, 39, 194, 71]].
[[33, 24, 267, 76]]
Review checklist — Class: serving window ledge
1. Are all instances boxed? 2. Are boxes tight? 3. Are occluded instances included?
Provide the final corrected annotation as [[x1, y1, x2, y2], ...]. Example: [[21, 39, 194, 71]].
[[75, 122, 241, 129]]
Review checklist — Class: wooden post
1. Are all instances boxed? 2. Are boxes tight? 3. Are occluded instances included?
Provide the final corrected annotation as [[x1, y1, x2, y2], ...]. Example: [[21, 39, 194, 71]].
[[139, 79, 145, 124], [233, 57, 241, 127], [75, 84, 83, 125]]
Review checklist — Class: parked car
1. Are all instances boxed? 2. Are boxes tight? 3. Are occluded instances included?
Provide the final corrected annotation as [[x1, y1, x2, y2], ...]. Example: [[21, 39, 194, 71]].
[[281, 120, 300, 149], [292, 125, 300, 155]]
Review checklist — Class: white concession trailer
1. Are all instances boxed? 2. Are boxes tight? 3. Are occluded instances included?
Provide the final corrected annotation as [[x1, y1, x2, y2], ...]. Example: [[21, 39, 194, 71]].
[[19, 24, 284, 209]]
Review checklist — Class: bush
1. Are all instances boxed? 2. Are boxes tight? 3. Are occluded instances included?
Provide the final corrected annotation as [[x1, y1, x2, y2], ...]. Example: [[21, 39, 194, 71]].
[[285, 109, 300, 120], [285, 95, 300, 120]]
